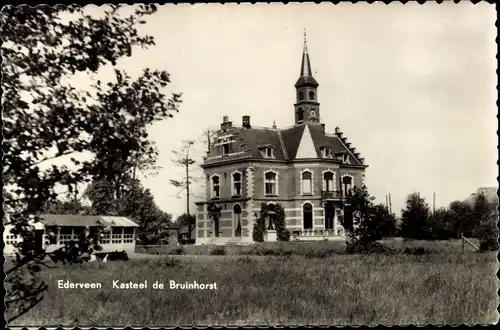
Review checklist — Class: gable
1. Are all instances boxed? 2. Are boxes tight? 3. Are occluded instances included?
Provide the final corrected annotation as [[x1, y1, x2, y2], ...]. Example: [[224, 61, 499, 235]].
[[295, 125, 317, 158]]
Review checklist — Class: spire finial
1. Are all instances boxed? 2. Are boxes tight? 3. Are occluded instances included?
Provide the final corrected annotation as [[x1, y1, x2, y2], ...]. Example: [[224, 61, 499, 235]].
[[303, 27, 308, 53]]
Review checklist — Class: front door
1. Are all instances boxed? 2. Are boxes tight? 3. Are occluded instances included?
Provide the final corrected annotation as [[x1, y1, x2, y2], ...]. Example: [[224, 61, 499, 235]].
[[212, 215, 220, 238]]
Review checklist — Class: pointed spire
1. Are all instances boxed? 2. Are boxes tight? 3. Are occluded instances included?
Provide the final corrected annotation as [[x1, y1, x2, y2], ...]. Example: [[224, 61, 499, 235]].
[[300, 27, 312, 77], [295, 28, 318, 88]]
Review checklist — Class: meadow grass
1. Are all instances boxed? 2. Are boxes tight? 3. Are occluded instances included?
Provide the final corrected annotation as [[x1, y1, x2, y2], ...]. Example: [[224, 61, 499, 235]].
[[7, 240, 499, 327]]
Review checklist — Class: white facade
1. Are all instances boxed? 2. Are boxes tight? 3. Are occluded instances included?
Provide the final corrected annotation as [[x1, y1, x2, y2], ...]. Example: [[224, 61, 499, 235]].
[[4, 215, 138, 257]]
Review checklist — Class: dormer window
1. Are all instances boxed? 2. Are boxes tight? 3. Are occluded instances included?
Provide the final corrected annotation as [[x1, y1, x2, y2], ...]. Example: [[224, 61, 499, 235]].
[[221, 137, 232, 155], [265, 147, 274, 158], [320, 147, 332, 158], [259, 145, 275, 158], [343, 154, 350, 164]]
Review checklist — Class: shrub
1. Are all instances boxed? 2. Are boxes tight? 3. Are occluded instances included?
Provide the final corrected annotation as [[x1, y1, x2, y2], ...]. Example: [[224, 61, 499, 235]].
[[172, 246, 184, 255], [402, 247, 432, 255], [346, 241, 396, 255], [164, 258, 182, 268], [252, 206, 266, 242], [210, 246, 226, 255]]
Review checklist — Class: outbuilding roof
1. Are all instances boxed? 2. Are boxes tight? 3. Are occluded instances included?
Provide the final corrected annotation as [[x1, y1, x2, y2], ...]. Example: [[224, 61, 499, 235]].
[[40, 215, 140, 227]]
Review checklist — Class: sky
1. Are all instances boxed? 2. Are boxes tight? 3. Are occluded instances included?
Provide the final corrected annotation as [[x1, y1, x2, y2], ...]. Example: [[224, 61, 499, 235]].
[[64, 2, 496, 220]]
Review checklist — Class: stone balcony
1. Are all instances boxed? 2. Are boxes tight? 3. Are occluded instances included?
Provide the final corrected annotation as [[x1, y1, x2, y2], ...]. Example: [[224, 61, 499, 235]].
[[321, 190, 344, 200]]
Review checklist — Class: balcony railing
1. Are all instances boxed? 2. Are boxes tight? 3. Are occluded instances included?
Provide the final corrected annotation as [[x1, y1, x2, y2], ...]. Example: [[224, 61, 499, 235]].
[[292, 229, 345, 238], [321, 190, 344, 200]]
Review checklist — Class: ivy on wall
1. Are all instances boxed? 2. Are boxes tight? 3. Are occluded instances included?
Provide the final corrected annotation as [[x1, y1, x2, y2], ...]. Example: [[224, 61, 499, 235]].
[[252, 203, 290, 242]]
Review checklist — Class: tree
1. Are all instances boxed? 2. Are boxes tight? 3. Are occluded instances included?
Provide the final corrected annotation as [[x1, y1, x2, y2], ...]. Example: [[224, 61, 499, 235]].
[[340, 186, 395, 246], [427, 207, 454, 240], [478, 206, 499, 252], [170, 140, 198, 240], [400, 192, 431, 240], [176, 213, 196, 228], [84, 177, 173, 244], [2, 4, 180, 323]]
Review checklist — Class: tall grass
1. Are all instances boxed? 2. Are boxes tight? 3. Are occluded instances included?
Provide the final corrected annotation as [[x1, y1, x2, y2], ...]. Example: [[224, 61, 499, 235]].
[[9, 248, 498, 327]]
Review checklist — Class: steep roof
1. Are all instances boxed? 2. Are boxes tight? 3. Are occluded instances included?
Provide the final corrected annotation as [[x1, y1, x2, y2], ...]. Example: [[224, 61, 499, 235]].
[[203, 122, 366, 165], [40, 215, 140, 227]]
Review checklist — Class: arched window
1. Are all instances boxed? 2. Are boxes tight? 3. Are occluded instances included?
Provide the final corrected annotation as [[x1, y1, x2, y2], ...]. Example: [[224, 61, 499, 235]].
[[301, 171, 312, 195], [297, 108, 304, 122], [233, 204, 242, 237], [342, 176, 353, 197], [309, 91, 315, 100], [232, 172, 242, 196], [212, 175, 220, 198], [303, 203, 313, 230], [323, 172, 334, 192], [298, 91, 304, 101], [265, 172, 277, 196]]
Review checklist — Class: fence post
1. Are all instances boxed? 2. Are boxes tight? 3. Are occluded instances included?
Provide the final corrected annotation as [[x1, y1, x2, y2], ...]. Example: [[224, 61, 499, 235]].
[[461, 233, 465, 254]]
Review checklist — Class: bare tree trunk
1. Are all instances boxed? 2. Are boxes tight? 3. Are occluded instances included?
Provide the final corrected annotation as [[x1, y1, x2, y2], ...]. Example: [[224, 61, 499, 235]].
[[186, 159, 191, 240]]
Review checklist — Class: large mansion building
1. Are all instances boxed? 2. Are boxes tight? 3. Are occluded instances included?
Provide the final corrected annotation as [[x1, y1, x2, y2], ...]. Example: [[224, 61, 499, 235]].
[[195, 35, 368, 245]]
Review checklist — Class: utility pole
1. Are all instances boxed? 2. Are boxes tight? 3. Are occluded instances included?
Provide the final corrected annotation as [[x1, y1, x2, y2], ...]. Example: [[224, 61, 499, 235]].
[[73, 183, 78, 214], [433, 192, 436, 215], [170, 140, 197, 240], [386, 195, 389, 210], [388, 193, 392, 214]]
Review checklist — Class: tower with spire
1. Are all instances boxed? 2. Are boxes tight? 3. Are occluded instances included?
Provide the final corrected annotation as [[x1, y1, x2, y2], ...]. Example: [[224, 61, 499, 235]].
[[294, 29, 320, 125]]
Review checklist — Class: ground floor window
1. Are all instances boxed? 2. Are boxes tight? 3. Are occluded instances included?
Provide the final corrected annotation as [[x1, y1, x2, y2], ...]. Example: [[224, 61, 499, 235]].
[[59, 228, 73, 244], [303, 203, 313, 230], [123, 227, 134, 243], [112, 227, 123, 244], [5, 234, 16, 245], [101, 232, 111, 244]]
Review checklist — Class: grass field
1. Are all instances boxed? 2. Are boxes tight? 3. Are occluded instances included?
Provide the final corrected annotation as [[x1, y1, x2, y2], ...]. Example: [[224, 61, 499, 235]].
[[7, 240, 499, 326]]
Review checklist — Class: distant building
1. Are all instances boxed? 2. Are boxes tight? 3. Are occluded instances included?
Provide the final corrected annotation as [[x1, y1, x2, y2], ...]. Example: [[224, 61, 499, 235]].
[[4, 215, 139, 256], [465, 187, 498, 206], [195, 34, 368, 245]]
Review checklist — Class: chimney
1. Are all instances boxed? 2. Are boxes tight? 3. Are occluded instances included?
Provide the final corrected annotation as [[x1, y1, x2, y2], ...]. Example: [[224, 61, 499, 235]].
[[242, 115, 251, 129], [221, 116, 232, 131], [272, 121, 277, 129], [335, 127, 340, 134], [321, 123, 325, 133]]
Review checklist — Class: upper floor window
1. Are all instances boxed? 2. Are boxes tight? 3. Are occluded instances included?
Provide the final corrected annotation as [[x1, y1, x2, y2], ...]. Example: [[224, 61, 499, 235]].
[[309, 91, 315, 100], [212, 175, 220, 198], [301, 171, 312, 195], [323, 172, 334, 192], [342, 176, 353, 196], [265, 172, 277, 196], [232, 172, 242, 196]]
